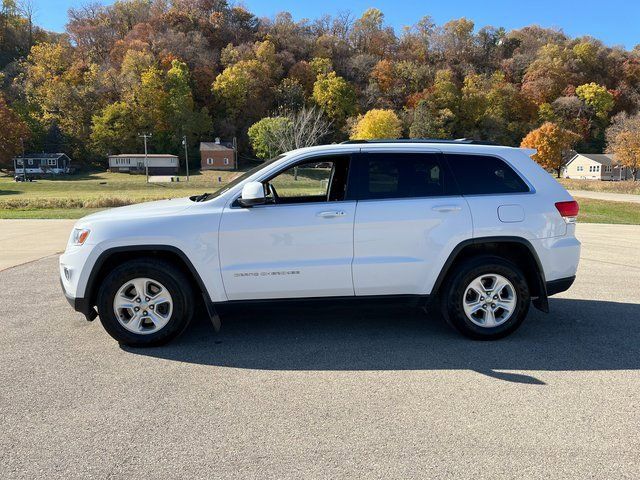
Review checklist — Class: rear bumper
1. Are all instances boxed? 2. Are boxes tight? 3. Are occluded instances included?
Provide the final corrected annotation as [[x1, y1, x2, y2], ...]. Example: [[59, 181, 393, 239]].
[[546, 276, 576, 296]]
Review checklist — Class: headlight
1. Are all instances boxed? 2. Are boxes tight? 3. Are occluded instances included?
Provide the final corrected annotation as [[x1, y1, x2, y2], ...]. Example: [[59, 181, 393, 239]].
[[71, 228, 91, 246]]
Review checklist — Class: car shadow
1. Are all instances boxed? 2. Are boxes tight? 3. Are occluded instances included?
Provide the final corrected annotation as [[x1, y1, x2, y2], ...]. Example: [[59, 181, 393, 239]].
[[122, 298, 640, 384]]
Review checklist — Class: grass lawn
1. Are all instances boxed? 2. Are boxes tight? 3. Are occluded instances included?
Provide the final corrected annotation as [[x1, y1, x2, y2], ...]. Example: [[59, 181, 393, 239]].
[[575, 197, 640, 225], [0, 167, 328, 219], [558, 178, 640, 195], [0, 170, 240, 201]]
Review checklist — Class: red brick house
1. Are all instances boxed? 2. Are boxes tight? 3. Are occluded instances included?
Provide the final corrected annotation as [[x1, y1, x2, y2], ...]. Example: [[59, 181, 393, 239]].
[[200, 139, 236, 170]]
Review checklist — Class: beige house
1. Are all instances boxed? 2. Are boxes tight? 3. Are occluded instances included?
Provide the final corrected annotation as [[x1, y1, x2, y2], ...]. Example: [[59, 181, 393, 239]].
[[563, 153, 631, 181], [108, 154, 179, 175]]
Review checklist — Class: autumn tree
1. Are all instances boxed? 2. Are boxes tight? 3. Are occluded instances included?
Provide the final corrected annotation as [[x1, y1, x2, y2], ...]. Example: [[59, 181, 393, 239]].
[[520, 122, 581, 177], [350, 109, 402, 139], [0, 94, 30, 170], [350, 8, 395, 57], [521, 44, 577, 105], [606, 112, 640, 180]]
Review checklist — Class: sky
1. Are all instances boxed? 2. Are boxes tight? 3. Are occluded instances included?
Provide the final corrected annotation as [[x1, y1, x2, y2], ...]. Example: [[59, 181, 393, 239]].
[[33, 0, 640, 49]]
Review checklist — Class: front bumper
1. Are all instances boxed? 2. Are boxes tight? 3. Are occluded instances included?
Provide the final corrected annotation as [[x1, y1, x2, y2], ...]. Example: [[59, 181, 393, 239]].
[[60, 277, 97, 321]]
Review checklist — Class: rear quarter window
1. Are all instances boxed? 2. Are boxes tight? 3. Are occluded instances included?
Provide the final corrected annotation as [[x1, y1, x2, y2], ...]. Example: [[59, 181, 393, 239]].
[[446, 154, 529, 195]]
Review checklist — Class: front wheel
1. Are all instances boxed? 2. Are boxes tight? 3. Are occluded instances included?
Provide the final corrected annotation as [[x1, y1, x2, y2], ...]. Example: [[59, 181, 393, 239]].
[[96, 259, 194, 347], [441, 256, 530, 340]]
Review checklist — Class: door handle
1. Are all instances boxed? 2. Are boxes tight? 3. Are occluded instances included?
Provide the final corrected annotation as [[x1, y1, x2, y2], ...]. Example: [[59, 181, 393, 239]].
[[432, 205, 462, 213], [317, 210, 346, 218]]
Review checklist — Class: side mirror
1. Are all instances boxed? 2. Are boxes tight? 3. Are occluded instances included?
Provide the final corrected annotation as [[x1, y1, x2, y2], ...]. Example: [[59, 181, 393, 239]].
[[238, 181, 266, 207]]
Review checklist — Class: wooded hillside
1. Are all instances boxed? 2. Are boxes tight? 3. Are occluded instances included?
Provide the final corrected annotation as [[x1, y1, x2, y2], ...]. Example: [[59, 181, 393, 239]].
[[2, 0, 640, 169]]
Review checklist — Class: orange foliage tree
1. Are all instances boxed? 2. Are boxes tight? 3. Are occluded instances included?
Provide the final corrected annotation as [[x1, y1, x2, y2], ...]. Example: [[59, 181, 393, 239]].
[[521, 122, 580, 177]]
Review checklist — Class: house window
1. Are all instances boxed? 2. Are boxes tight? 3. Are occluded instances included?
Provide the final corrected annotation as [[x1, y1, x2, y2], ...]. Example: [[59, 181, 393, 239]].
[[577, 166, 583, 172], [28, 159, 33, 165], [207, 158, 213, 165], [223, 158, 229, 165], [48, 159, 57, 166], [596, 165, 600, 172]]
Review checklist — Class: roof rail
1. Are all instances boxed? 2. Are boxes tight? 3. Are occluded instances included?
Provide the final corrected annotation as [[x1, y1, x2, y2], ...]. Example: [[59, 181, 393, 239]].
[[340, 138, 496, 145]]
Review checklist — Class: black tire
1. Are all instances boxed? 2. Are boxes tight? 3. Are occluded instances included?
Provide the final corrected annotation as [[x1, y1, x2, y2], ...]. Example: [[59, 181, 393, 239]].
[[440, 255, 530, 340], [96, 259, 194, 347]]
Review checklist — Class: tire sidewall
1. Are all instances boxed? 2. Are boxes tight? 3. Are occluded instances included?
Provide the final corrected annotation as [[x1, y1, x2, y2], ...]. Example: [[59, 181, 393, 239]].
[[97, 260, 193, 347], [444, 256, 530, 340]]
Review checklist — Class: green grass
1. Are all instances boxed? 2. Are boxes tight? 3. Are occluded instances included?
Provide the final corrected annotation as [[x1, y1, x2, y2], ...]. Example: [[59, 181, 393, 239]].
[[576, 197, 640, 224], [0, 168, 326, 218], [0, 170, 242, 217], [0, 208, 104, 219]]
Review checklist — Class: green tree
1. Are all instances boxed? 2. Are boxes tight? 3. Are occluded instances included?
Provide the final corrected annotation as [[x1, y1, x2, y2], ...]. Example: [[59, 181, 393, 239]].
[[312, 71, 356, 123], [248, 116, 291, 159], [350, 109, 402, 139], [409, 69, 460, 138], [575, 82, 615, 120], [90, 101, 137, 155], [212, 40, 280, 121]]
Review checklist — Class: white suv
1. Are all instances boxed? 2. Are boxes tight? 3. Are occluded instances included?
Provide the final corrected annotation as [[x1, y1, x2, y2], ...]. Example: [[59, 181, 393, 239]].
[[60, 141, 580, 346]]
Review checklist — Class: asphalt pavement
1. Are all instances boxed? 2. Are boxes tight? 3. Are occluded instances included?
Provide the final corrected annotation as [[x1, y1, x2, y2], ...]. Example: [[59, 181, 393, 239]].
[[1, 223, 639, 479]]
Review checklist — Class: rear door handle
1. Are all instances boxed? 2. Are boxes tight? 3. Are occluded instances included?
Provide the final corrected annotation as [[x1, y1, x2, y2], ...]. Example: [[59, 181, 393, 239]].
[[432, 205, 462, 213], [317, 210, 346, 218]]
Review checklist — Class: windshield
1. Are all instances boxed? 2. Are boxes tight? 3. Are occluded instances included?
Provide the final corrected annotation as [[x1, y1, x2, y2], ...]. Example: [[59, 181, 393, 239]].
[[192, 155, 285, 202]]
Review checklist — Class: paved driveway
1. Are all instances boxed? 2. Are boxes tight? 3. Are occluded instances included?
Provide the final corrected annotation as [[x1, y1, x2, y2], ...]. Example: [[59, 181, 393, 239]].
[[1, 224, 639, 479], [0, 219, 75, 271], [568, 189, 640, 203]]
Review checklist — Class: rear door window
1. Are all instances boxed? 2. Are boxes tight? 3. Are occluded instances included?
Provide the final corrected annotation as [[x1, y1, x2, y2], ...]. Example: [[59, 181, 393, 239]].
[[357, 153, 458, 200], [446, 154, 529, 195]]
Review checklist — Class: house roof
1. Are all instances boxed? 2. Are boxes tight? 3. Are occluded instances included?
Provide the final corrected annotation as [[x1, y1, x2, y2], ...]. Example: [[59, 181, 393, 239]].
[[108, 154, 178, 158], [16, 153, 69, 159], [200, 142, 234, 151], [569, 153, 617, 166]]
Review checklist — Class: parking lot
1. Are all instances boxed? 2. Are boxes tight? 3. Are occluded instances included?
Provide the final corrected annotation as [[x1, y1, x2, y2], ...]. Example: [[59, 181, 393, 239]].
[[1, 223, 639, 479]]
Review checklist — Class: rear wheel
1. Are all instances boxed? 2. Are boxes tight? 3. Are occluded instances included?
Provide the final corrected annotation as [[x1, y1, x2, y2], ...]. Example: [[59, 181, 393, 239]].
[[441, 256, 530, 340], [96, 259, 194, 347]]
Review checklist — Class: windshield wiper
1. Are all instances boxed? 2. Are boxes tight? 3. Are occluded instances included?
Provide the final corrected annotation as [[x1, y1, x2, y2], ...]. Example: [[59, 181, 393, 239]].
[[190, 192, 211, 202]]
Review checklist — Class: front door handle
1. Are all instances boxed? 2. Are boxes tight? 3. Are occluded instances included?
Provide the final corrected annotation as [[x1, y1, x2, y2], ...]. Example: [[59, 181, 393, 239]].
[[317, 210, 346, 218], [432, 205, 462, 213]]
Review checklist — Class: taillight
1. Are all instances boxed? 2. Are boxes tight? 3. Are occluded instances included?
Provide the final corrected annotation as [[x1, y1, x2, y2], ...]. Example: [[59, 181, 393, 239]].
[[555, 200, 579, 223]]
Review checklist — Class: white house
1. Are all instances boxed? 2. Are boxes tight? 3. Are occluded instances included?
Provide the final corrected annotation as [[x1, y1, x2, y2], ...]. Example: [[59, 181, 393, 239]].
[[108, 154, 179, 175], [562, 153, 632, 181], [14, 153, 72, 175]]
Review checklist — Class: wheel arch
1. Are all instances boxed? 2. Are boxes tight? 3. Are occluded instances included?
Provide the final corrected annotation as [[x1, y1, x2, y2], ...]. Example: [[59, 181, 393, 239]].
[[431, 236, 549, 312], [85, 245, 212, 311]]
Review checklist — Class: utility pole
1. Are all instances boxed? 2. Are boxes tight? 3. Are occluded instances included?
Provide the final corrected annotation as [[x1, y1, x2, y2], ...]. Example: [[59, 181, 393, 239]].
[[232, 136, 237, 170], [138, 133, 152, 183], [182, 135, 190, 181]]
